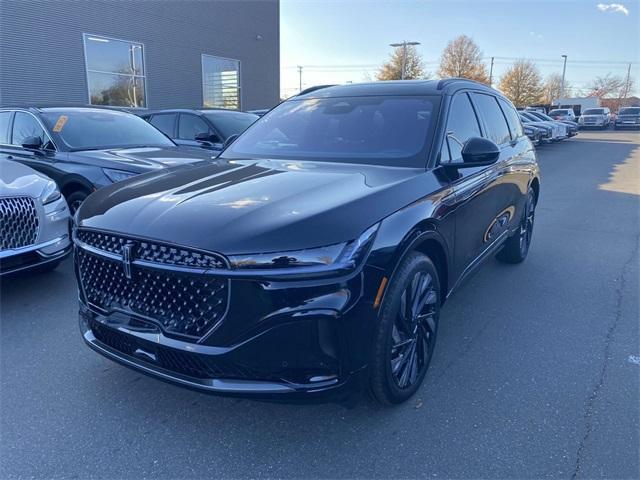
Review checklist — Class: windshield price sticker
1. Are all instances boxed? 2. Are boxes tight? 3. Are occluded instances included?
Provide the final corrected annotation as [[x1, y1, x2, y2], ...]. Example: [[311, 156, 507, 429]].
[[53, 115, 68, 132]]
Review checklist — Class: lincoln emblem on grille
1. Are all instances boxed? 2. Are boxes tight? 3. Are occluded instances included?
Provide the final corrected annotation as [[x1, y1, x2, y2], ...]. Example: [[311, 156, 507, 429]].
[[122, 242, 136, 280]]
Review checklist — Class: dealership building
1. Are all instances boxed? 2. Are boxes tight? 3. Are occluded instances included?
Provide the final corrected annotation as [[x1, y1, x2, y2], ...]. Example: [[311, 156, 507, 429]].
[[0, 0, 280, 111]]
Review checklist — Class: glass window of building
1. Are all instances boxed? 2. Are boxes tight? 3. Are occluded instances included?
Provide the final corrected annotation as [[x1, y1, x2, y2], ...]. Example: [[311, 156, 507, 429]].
[[83, 34, 146, 107], [202, 55, 241, 110]]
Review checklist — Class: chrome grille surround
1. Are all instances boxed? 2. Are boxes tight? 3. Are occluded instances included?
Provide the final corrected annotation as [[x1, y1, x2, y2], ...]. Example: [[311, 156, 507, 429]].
[[0, 196, 39, 250], [75, 229, 230, 342]]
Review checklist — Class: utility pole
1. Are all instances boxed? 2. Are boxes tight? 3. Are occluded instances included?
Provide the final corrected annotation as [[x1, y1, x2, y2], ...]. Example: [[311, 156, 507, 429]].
[[389, 41, 421, 80], [621, 62, 632, 106], [560, 54, 568, 100], [489, 56, 495, 87], [297, 65, 303, 92]]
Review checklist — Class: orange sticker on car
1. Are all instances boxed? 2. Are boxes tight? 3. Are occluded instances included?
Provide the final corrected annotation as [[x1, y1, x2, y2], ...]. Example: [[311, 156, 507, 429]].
[[52, 115, 68, 132]]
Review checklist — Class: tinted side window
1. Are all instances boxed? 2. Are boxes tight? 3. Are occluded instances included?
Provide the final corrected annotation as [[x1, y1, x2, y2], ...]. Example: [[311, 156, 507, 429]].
[[178, 114, 209, 140], [0, 112, 12, 144], [498, 98, 524, 139], [12, 112, 46, 146], [150, 114, 177, 137], [443, 93, 481, 162], [472, 93, 511, 145]]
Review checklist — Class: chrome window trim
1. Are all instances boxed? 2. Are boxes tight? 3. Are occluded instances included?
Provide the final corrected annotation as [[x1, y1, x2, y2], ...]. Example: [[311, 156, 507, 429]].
[[82, 33, 149, 108]]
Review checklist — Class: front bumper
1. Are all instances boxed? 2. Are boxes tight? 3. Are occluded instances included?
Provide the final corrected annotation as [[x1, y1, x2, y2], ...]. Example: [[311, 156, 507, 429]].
[[78, 263, 384, 402], [615, 121, 640, 128], [0, 235, 71, 275]]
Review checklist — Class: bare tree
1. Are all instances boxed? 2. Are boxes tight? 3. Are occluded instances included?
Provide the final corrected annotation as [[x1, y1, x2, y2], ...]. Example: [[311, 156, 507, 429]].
[[587, 73, 624, 98], [498, 60, 543, 108], [542, 73, 571, 104], [618, 71, 636, 106], [377, 45, 427, 80], [437, 35, 489, 84]]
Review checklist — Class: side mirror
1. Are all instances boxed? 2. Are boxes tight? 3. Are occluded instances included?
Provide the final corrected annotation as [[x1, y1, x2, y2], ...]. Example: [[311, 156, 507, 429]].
[[22, 136, 43, 151], [459, 137, 500, 167], [195, 132, 221, 143], [223, 134, 239, 149]]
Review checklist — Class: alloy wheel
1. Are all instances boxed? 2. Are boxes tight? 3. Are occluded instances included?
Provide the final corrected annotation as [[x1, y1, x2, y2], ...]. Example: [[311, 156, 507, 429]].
[[390, 271, 438, 389], [519, 194, 535, 256]]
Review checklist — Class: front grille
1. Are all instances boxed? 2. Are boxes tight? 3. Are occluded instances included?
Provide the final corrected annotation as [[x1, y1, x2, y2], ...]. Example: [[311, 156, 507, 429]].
[[90, 319, 265, 380], [76, 230, 225, 270], [76, 231, 229, 340], [0, 197, 39, 250]]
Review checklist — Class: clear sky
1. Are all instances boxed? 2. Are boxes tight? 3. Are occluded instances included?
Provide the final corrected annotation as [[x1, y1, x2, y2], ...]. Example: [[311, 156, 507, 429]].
[[280, 0, 640, 98]]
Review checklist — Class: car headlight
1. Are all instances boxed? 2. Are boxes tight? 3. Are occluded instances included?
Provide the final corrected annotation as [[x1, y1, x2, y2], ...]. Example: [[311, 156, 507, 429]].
[[103, 168, 138, 183], [228, 223, 380, 272], [41, 180, 61, 205]]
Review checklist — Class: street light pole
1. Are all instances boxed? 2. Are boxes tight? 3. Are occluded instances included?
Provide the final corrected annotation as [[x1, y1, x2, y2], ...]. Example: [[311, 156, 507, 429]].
[[489, 56, 495, 87], [297, 65, 303, 92], [389, 41, 421, 80], [560, 54, 568, 101]]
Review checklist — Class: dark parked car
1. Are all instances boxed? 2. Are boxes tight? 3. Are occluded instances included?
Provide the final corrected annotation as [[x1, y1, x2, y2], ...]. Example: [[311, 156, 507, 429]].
[[75, 79, 540, 405], [140, 109, 258, 152], [0, 107, 214, 213], [614, 107, 640, 129], [523, 124, 543, 145]]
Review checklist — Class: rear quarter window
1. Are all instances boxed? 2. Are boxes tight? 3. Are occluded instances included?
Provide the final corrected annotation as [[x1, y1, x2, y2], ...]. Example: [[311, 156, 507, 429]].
[[472, 93, 511, 145], [498, 98, 524, 140]]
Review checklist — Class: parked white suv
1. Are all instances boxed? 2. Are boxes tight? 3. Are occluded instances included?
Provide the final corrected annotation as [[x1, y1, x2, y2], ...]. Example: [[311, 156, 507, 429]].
[[0, 159, 71, 275], [548, 108, 576, 122], [579, 108, 611, 129]]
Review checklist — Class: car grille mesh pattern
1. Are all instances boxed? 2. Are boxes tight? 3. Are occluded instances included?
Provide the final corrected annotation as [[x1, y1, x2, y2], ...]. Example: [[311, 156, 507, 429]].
[[0, 197, 39, 250], [90, 319, 264, 380], [76, 231, 229, 340], [76, 230, 226, 269]]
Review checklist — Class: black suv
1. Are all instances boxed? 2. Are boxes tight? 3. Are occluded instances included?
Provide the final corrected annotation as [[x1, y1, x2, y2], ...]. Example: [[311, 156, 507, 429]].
[[0, 107, 215, 213], [75, 80, 540, 405], [614, 107, 640, 129], [140, 109, 258, 153]]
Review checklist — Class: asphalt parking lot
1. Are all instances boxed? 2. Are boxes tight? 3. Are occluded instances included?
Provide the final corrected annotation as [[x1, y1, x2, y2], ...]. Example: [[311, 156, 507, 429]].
[[1, 130, 639, 479]]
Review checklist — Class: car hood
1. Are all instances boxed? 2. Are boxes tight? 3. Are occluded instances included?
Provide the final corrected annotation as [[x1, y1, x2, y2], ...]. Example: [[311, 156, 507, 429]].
[[0, 159, 51, 198], [77, 158, 434, 254], [70, 146, 216, 172]]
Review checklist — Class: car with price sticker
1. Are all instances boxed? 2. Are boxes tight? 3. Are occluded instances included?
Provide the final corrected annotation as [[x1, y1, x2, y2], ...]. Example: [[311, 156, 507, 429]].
[[0, 107, 215, 214]]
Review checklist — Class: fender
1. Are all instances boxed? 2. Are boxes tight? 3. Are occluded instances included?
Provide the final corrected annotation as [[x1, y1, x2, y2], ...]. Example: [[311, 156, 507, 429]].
[[368, 221, 452, 311], [59, 173, 95, 196]]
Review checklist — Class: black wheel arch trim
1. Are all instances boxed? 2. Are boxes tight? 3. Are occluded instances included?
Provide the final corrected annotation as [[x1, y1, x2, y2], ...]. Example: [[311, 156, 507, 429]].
[[377, 225, 451, 311], [59, 175, 94, 197]]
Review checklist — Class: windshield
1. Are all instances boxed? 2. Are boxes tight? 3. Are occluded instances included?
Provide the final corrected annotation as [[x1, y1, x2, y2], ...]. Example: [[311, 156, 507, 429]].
[[520, 112, 539, 122], [530, 112, 554, 121], [41, 109, 175, 150], [549, 110, 570, 115], [203, 111, 259, 139], [583, 109, 604, 115], [221, 96, 440, 167], [619, 107, 640, 115]]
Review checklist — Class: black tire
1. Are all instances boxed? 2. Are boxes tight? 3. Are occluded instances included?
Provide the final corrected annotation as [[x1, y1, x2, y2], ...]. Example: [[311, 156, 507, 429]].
[[369, 252, 440, 405], [65, 190, 89, 215], [497, 187, 536, 264]]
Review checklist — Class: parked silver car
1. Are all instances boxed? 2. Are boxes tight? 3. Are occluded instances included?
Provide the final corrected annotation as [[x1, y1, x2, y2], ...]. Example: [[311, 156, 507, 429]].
[[1, 159, 71, 274]]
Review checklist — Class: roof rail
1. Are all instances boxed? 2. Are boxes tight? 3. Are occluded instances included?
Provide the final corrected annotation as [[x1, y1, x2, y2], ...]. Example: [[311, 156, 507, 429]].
[[297, 84, 337, 96], [436, 78, 489, 90]]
